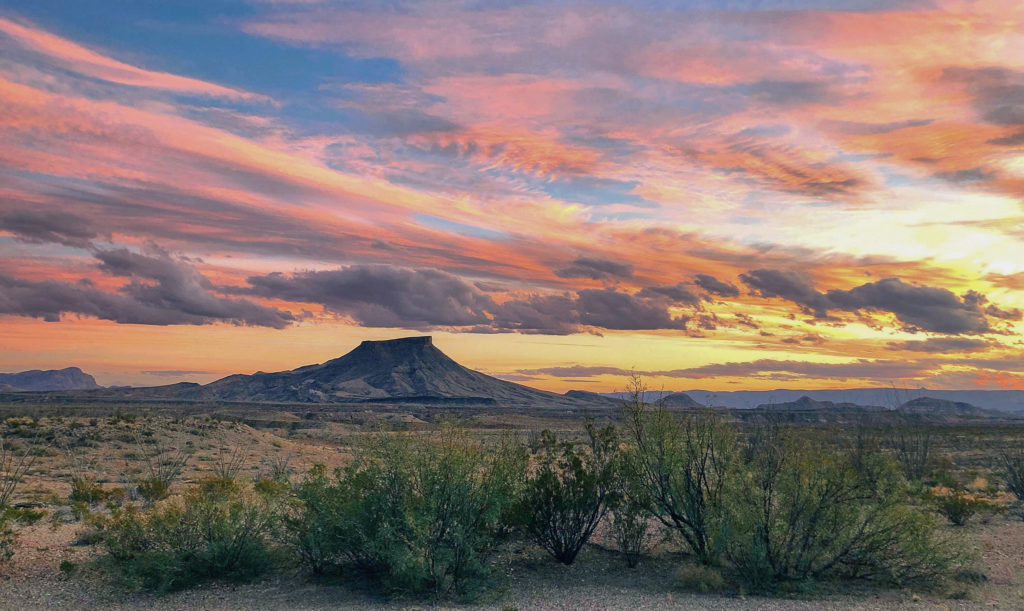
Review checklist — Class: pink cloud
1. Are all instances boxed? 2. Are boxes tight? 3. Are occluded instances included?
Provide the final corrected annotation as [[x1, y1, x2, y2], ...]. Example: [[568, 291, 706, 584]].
[[0, 18, 271, 102]]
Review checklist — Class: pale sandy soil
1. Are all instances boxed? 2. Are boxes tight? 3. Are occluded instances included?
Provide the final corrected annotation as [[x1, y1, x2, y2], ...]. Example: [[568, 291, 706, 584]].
[[1, 518, 1021, 610]]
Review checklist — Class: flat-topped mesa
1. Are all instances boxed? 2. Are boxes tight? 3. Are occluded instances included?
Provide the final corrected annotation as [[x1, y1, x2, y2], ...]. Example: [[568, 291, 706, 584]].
[[347, 336, 441, 366], [102, 334, 591, 407], [357, 336, 433, 349]]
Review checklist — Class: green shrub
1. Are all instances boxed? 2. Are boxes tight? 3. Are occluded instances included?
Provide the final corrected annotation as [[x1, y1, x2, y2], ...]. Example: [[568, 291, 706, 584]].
[[621, 378, 736, 565], [514, 421, 618, 565], [136, 477, 171, 504], [287, 425, 524, 599], [999, 448, 1024, 502], [70, 477, 109, 506], [725, 423, 962, 593], [608, 430, 655, 568], [0, 512, 13, 567], [104, 479, 285, 592], [931, 488, 995, 526], [608, 497, 653, 568]]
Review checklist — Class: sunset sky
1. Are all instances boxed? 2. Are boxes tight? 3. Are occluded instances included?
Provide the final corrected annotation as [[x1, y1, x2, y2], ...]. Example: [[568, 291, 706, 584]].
[[2, 0, 1023, 391]]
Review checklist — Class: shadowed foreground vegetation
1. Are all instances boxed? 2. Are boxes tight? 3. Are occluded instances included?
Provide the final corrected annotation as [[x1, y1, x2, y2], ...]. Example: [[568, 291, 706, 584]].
[[0, 385, 1022, 605]]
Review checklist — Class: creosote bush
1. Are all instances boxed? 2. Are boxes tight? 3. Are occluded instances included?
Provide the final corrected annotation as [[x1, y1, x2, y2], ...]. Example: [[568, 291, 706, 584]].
[[723, 422, 960, 593], [619, 377, 963, 595], [104, 477, 286, 592], [608, 476, 654, 568], [930, 488, 998, 526], [514, 421, 618, 565], [286, 424, 525, 599], [621, 377, 735, 566]]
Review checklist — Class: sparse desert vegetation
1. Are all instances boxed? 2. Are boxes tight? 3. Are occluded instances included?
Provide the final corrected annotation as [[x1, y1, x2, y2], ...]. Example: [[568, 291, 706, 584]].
[[0, 389, 1022, 609]]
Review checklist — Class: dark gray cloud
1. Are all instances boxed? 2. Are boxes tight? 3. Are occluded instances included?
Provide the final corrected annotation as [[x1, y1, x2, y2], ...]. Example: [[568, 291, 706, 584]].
[[488, 288, 689, 333], [575, 288, 688, 330], [886, 338, 990, 353], [825, 278, 990, 334], [694, 273, 740, 297], [554, 256, 634, 280], [740, 268, 997, 334], [942, 66, 1024, 126], [0, 249, 293, 328], [490, 293, 579, 335], [985, 303, 1023, 320], [0, 210, 99, 249], [94, 248, 295, 328], [241, 265, 689, 334], [242, 265, 494, 328], [637, 283, 701, 305], [739, 268, 833, 317]]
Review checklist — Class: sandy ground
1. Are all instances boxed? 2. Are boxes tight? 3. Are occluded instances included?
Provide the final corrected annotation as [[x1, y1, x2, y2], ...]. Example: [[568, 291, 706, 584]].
[[1, 518, 1021, 610]]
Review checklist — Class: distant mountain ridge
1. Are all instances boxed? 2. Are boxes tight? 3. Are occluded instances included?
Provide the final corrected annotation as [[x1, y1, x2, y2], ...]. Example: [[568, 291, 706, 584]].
[[743, 394, 1011, 423], [896, 396, 1005, 419], [756, 395, 881, 412], [0, 367, 100, 391], [606, 388, 1024, 414]]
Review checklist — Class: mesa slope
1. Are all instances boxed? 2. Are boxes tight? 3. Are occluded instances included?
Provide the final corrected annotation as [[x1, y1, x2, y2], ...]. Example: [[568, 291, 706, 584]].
[[198, 336, 571, 405]]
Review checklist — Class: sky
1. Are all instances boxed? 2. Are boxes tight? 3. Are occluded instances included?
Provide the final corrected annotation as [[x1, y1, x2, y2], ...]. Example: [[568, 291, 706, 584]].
[[1, 0, 1023, 392]]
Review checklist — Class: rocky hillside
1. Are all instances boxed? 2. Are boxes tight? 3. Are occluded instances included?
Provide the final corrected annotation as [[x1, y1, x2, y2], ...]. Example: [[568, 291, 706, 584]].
[[659, 392, 704, 408], [896, 396, 1005, 419], [0, 367, 100, 391]]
